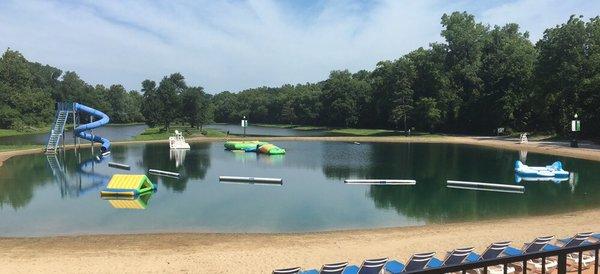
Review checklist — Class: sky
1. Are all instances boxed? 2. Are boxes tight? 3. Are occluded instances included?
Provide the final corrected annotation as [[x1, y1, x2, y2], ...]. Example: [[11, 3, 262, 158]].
[[1, 0, 599, 93]]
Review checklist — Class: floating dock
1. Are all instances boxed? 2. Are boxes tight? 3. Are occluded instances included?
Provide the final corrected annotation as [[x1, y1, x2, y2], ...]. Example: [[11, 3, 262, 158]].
[[100, 174, 156, 197], [344, 179, 416, 185], [446, 180, 524, 194], [219, 176, 283, 185]]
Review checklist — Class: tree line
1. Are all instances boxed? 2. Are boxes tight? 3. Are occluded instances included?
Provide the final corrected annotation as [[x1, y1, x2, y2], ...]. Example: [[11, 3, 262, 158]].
[[2, 12, 600, 137], [212, 12, 600, 137], [0, 49, 144, 128]]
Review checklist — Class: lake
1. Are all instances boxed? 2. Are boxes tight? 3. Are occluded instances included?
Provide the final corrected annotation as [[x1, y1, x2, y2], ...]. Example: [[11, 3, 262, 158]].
[[0, 141, 598, 236]]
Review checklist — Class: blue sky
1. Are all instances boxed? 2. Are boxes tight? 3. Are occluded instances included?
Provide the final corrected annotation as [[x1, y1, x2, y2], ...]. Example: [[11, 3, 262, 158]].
[[1, 0, 599, 93]]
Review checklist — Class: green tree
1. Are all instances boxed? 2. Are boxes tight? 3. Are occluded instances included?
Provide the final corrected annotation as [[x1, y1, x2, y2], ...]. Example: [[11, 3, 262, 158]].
[[141, 79, 162, 128], [181, 86, 210, 129]]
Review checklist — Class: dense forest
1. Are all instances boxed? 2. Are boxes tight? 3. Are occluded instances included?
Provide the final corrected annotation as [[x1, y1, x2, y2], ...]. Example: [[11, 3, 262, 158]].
[[1, 12, 600, 137], [212, 12, 600, 137]]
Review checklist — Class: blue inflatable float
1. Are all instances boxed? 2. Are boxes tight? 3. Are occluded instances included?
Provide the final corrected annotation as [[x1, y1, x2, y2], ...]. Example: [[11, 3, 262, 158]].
[[514, 160, 569, 178]]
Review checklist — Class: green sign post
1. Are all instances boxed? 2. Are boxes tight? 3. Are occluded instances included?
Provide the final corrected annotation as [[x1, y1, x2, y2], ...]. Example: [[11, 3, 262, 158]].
[[570, 114, 580, 148]]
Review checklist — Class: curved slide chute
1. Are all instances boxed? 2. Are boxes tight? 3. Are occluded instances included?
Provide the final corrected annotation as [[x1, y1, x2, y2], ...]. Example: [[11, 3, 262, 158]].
[[74, 103, 111, 152]]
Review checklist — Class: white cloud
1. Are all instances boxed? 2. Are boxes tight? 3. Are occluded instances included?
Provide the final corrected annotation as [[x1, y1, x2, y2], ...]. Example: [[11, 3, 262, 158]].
[[0, 0, 598, 93]]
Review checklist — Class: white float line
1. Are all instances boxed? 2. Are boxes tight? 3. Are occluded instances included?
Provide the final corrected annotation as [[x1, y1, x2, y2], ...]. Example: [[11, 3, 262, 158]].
[[219, 176, 283, 184], [219, 180, 283, 186], [149, 169, 180, 178], [447, 180, 524, 190], [344, 179, 416, 185], [108, 162, 131, 170], [101, 151, 111, 157], [447, 185, 525, 194]]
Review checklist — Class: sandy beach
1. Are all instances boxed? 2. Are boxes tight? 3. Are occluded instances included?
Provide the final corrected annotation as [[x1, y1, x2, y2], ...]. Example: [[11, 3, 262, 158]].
[[1, 209, 599, 273], [1, 135, 600, 273]]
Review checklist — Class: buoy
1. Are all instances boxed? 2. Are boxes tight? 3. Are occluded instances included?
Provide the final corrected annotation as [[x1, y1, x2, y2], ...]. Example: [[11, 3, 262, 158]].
[[148, 169, 180, 178], [108, 162, 131, 170], [344, 179, 416, 185], [219, 176, 283, 185], [100, 174, 156, 197]]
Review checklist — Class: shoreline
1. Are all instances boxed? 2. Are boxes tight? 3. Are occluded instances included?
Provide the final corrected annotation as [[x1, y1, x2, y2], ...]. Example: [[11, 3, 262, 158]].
[[1, 209, 599, 273], [3, 135, 600, 167]]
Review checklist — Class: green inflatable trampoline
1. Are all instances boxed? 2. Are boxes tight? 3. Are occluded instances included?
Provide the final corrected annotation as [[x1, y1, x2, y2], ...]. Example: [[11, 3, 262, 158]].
[[224, 141, 268, 150]]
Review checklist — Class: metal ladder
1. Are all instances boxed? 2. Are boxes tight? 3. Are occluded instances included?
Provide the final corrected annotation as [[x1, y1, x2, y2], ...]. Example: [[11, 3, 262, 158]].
[[45, 109, 70, 154]]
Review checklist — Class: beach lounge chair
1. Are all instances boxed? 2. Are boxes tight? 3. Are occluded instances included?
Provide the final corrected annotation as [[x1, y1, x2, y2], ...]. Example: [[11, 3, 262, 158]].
[[547, 232, 594, 269], [273, 267, 302, 274], [384, 252, 436, 274], [427, 247, 475, 267], [302, 262, 348, 274], [504, 235, 558, 272], [343, 258, 388, 274], [466, 241, 515, 274]]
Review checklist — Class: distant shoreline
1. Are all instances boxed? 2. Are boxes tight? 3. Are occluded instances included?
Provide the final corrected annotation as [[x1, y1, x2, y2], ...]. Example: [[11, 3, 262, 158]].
[[2, 135, 600, 167]]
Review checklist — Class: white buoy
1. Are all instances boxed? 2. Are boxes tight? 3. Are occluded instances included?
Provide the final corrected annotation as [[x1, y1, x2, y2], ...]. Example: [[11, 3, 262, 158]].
[[446, 180, 524, 190], [149, 169, 180, 178], [108, 162, 130, 170], [344, 179, 416, 185], [219, 176, 283, 185]]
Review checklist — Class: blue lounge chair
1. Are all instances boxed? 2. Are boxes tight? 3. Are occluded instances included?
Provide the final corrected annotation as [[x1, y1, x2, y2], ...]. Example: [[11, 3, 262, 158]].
[[385, 252, 436, 274], [343, 258, 388, 274], [466, 241, 515, 274], [548, 232, 595, 269], [428, 247, 475, 267], [302, 262, 348, 274], [504, 235, 557, 272], [273, 267, 302, 274]]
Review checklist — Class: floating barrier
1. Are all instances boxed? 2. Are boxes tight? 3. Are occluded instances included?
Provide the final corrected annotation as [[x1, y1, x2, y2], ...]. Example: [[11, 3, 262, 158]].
[[148, 169, 180, 178], [344, 179, 416, 185], [101, 151, 111, 157], [108, 162, 131, 170], [446, 180, 524, 194], [100, 174, 156, 197], [219, 176, 283, 185]]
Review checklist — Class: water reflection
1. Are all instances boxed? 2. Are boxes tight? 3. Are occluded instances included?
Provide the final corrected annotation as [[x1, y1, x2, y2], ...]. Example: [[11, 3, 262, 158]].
[[102, 192, 154, 210], [142, 143, 211, 191], [170, 149, 187, 168], [1, 141, 600, 236]]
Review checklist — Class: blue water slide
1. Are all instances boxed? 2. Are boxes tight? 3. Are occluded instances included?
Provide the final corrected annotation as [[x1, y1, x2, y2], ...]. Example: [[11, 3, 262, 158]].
[[74, 103, 111, 152]]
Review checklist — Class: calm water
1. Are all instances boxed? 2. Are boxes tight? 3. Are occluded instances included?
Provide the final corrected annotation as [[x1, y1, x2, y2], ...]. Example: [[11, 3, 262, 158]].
[[0, 142, 599, 236], [0, 124, 148, 145]]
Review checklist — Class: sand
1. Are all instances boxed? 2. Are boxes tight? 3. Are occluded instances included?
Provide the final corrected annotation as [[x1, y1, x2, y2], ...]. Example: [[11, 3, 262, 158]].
[[1, 210, 599, 273], [1, 135, 600, 273]]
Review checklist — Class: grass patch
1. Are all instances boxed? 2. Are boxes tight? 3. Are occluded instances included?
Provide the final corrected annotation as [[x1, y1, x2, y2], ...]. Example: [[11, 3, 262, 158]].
[[0, 128, 48, 137], [326, 128, 400, 136], [202, 128, 227, 137], [253, 123, 299, 129], [134, 126, 226, 141], [0, 144, 42, 152], [294, 126, 327, 131]]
